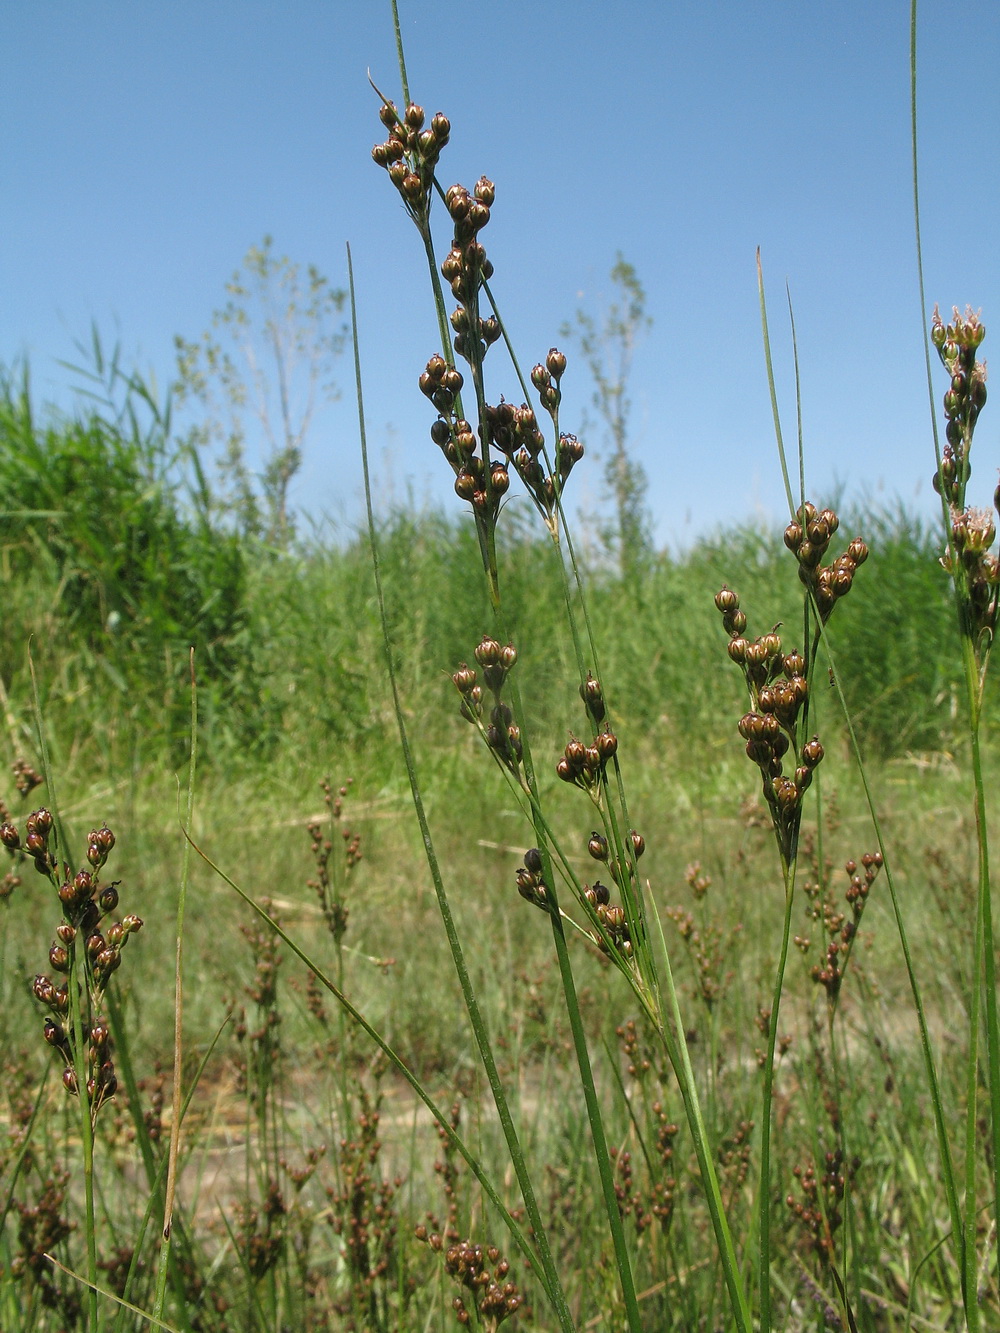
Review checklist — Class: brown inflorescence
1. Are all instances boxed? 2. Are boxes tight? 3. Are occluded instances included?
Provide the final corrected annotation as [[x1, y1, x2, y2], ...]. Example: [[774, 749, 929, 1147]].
[[931, 305, 986, 504], [780, 504, 868, 626], [372, 100, 451, 227], [453, 637, 523, 778], [415, 1229, 524, 1329], [801, 850, 884, 1003], [931, 308, 998, 656], [25, 818, 140, 1118], [306, 776, 362, 948]]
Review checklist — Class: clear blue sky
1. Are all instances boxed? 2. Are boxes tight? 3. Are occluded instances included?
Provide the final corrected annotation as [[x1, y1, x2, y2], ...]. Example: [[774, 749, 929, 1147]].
[[4, 1, 998, 546]]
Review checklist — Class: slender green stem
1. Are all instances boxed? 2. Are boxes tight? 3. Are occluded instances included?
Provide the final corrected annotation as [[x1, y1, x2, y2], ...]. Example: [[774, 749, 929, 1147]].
[[757, 859, 796, 1332], [542, 863, 645, 1332], [968, 677, 1000, 1264], [68, 944, 100, 1330], [388, 0, 409, 107], [650, 899, 754, 1333], [347, 245, 573, 1330], [152, 649, 198, 1325], [756, 250, 795, 517]]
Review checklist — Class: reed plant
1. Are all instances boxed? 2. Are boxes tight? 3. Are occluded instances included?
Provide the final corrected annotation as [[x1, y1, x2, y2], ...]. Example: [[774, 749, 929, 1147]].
[[1, 2, 999, 1330]]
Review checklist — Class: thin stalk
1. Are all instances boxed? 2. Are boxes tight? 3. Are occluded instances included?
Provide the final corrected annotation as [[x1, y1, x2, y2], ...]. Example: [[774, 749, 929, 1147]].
[[756, 250, 795, 517], [44, 1255, 182, 1333], [960, 632, 994, 1331], [816, 614, 963, 1273], [347, 244, 573, 1330], [757, 859, 796, 1332], [27, 652, 99, 1329], [649, 897, 754, 1333], [152, 649, 198, 1325], [68, 943, 100, 1330], [483, 259, 748, 1320], [388, 0, 410, 107], [538, 843, 645, 1333], [967, 660, 1000, 1257], [910, 0, 994, 1308]]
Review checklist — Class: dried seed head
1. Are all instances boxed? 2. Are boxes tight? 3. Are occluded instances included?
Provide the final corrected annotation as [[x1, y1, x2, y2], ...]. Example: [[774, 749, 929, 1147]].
[[546, 347, 567, 380], [588, 832, 608, 861], [579, 673, 606, 723]]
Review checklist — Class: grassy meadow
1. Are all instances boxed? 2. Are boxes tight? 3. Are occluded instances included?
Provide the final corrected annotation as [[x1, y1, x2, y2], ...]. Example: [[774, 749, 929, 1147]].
[[0, 346, 997, 1333], [2, 19, 999, 1327]]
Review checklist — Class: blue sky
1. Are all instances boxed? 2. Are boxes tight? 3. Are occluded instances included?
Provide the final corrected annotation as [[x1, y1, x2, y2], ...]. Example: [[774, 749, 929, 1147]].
[[4, 1, 999, 546]]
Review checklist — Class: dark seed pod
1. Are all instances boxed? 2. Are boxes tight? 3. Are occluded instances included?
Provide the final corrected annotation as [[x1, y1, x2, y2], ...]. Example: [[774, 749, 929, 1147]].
[[546, 348, 567, 380], [580, 673, 606, 723], [595, 730, 618, 762], [588, 832, 608, 861]]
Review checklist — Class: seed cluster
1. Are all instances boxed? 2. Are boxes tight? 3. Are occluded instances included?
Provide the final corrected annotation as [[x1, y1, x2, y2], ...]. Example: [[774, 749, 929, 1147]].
[[416, 1232, 523, 1329], [932, 304, 987, 502], [453, 637, 522, 776], [375, 95, 585, 543], [371, 101, 450, 225], [306, 777, 362, 948], [716, 504, 866, 863], [714, 591, 819, 862], [796, 852, 884, 1002], [515, 846, 548, 911], [781, 504, 868, 625], [1, 814, 141, 1117], [787, 1150, 850, 1264], [931, 308, 997, 649], [555, 728, 618, 791]]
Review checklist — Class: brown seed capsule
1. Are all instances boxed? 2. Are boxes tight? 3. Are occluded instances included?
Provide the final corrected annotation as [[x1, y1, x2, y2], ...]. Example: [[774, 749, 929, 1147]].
[[801, 736, 824, 768], [580, 673, 606, 723], [629, 830, 646, 859], [98, 886, 119, 914], [524, 848, 543, 874], [588, 832, 608, 861], [43, 1018, 65, 1048], [783, 522, 803, 551], [452, 664, 477, 695], [595, 730, 618, 762], [546, 347, 567, 380], [455, 471, 477, 501]]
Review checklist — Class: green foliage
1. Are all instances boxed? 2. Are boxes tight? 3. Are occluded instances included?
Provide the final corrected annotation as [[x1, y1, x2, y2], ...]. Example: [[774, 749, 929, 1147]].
[[0, 344, 266, 765], [0, 349, 969, 780]]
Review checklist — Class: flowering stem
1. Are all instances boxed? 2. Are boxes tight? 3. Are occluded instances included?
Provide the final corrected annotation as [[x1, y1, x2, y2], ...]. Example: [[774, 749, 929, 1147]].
[[758, 857, 795, 1332]]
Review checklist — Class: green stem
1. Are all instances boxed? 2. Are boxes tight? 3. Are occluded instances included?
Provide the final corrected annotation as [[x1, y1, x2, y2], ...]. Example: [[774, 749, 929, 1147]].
[[758, 858, 796, 1332], [348, 246, 573, 1331], [650, 901, 753, 1333], [68, 945, 99, 1330], [543, 868, 645, 1332]]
